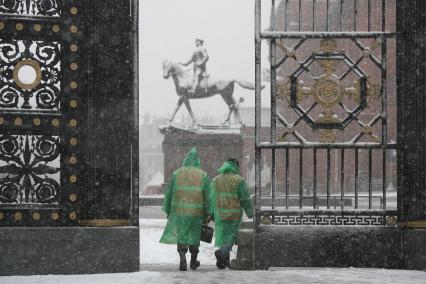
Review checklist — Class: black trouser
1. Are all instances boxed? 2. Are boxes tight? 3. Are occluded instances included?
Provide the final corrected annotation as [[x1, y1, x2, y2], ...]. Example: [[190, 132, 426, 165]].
[[177, 244, 199, 255]]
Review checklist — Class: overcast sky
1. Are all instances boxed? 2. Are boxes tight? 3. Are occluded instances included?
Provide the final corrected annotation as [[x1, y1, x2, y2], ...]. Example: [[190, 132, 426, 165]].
[[139, 0, 272, 121]]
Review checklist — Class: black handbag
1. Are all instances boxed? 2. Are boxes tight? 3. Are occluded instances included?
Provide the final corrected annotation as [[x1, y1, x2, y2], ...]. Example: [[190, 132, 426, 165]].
[[201, 224, 214, 243]]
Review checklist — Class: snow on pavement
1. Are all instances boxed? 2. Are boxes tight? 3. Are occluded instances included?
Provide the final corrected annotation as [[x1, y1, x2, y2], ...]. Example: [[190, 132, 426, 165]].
[[1, 268, 426, 284]]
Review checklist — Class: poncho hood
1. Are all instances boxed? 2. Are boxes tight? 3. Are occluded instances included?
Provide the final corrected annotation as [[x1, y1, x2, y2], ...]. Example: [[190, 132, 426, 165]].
[[182, 147, 201, 168], [218, 160, 240, 175]]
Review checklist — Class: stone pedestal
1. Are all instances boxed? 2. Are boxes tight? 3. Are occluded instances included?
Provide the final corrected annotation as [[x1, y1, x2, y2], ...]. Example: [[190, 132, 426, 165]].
[[161, 125, 243, 186]]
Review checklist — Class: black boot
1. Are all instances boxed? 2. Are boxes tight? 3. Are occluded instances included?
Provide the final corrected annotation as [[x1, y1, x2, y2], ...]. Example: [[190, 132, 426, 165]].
[[189, 246, 200, 270], [177, 245, 188, 271], [223, 253, 231, 269], [215, 249, 226, 269]]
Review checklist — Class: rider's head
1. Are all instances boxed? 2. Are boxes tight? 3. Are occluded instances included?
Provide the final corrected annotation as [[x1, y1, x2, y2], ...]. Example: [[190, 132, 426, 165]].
[[195, 38, 204, 46]]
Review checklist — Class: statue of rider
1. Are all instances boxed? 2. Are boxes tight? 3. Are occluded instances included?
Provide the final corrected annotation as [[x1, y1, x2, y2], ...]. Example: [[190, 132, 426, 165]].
[[179, 38, 209, 94]]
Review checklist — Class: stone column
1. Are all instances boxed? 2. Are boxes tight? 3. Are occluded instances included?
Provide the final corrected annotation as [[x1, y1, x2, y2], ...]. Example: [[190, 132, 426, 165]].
[[0, 0, 140, 275], [397, 1, 426, 270]]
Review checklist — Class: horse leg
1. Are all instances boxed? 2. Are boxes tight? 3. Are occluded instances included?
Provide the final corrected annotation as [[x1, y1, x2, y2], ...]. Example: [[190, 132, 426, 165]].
[[223, 108, 232, 125], [234, 103, 245, 127], [169, 97, 184, 124], [225, 85, 245, 126], [220, 91, 235, 125], [183, 98, 198, 127]]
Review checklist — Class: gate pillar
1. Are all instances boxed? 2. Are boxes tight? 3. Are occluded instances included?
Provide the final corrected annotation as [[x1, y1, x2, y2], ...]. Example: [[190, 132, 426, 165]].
[[0, 0, 139, 275], [397, 1, 426, 271]]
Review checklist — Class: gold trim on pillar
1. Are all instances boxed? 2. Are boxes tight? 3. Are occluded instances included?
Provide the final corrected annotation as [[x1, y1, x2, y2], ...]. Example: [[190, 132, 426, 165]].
[[402, 221, 426, 229], [261, 216, 273, 225], [79, 219, 131, 227], [52, 25, 60, 33], [70, 7, 78, 15]]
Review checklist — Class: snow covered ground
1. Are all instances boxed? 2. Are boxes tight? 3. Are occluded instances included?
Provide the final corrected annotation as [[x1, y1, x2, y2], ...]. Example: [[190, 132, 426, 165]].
[[2, 267, 426, 284], [1, 211, 426, 283]]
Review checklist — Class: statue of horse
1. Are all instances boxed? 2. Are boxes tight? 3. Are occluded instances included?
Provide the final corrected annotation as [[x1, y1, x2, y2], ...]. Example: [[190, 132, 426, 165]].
[[162, 60, 260, 127]]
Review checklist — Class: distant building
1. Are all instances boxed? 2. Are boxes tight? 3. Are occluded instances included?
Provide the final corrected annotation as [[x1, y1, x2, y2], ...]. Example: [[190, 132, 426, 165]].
[[142, 171, 164, 196], [139, 114, 167, 192]]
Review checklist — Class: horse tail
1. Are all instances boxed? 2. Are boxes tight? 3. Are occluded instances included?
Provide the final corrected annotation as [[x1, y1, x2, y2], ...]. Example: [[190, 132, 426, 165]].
[[233, 80, 265, 90]]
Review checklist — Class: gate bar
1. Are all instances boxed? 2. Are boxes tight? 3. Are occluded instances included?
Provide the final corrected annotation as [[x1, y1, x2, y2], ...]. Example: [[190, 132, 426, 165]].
[[270, 0, 277, 145], [258, 142, 397, 149], [285, 148, 290, 209], [272, 149, 276, 209], [355, 149, 359, 209], [368, 0, 371, 32], [299, 149, 303, 209], [254, 0, 261, 268], [368, 148, 373, 209], [326, 0, 330, 31], [299, 0, 302, 32], [284, 0, 289, 32], [341, 149, 345, 209], [261, 31, 396, 39], [354, 0, 358, 31], [270, 0, 277, 210], [382, 0, 386, 31], [381, 0, 388, 210], [313, 148, 317, 209], [312, 0, 316, 31], [327, 149, 331, 209], [340, 0, 344, 32], [254, 0, 262, 228]]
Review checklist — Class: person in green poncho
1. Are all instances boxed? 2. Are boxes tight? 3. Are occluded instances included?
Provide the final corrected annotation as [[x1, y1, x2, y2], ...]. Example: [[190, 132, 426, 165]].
[[209, 158, 253, 269], [160, 147, 211, 271]]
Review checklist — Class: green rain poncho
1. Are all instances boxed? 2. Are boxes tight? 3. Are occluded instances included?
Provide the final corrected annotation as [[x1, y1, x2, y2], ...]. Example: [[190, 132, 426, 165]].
[[160, 148, 210, 246], [210, 161, 253, 247]]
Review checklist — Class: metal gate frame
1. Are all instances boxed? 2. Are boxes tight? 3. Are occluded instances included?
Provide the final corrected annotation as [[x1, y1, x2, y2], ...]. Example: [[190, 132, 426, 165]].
[[0, 0, 140, 275], [0, 0, 139, 228], [254, 0, 398, 228]]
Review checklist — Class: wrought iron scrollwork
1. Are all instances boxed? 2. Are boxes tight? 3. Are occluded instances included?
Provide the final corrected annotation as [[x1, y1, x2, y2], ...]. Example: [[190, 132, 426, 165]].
[[0, 135, 60, 204], [279, 40, 369, 129], [277, 39, 382, 143], [0, 0, 20, 14], [0, 39, 61, 111], [0, 0, 61, 17]]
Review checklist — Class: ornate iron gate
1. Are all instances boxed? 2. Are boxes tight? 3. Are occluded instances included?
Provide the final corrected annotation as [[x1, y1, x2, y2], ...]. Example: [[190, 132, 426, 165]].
[[254, 0, 397, 227], [0, 0, 81, 226], [0, 0, 139, 227]]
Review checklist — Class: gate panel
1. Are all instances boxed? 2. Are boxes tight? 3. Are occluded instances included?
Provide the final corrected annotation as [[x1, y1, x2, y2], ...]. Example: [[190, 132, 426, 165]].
[[255, 0, 397, 227], [0, 0, 139, 227], [0, 0, 82, 226], [254, 0, 398, 268]]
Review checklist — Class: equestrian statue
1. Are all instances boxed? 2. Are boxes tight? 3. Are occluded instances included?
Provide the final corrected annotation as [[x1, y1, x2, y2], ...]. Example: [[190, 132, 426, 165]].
[[163, 38, 261, 127]]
